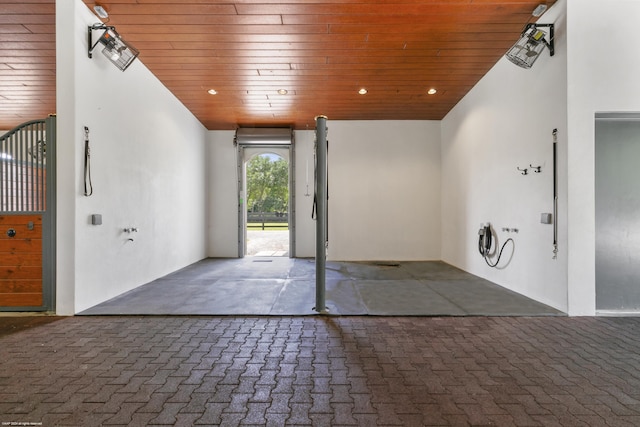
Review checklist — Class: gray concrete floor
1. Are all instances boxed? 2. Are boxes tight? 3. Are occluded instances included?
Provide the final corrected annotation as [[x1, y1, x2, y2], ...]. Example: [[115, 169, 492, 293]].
[[80, 257, 563, 316]]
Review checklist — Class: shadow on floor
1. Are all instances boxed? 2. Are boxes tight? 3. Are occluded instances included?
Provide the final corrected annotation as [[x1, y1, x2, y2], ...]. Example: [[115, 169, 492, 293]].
[[79, 258, 564, 317], [0, 315, 66, 338]]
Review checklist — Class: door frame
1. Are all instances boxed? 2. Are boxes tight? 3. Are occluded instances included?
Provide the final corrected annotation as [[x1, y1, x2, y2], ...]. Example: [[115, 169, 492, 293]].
[[235, 129, 295, 258]]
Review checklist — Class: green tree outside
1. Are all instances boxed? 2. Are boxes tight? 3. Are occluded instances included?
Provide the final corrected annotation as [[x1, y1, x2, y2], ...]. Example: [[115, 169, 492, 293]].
[[246, 154, 288, 215]]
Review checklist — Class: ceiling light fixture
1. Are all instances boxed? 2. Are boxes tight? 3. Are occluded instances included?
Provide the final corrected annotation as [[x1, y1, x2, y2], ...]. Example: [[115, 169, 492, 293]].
[[358, 88, 368, 95], [505, 23, 554, 69], [93, 5, 109, 19], [427, 88, 437, 95], [88, 23, 139, 72], [532, 4, 548, 17], [277, 89, 288, 95], [208, 89, 218, 95]]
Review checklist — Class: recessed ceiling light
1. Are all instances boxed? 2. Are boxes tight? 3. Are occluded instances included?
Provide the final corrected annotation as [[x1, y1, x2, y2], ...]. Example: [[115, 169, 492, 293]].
[[358, 88, 368, 95], [207, 89, 218, 95], [532, 4, 547, 17], [93, 5, 109, 19], [427, 88, 437, 95], [277, 89, 288, 95]]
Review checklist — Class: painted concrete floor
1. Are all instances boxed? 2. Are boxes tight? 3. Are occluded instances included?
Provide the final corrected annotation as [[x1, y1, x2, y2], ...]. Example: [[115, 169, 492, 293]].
[[80, 258, 563, 316]]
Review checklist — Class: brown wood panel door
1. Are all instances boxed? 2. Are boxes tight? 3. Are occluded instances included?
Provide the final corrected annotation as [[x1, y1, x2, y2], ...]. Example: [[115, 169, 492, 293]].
[[0, 214, 43, 307]]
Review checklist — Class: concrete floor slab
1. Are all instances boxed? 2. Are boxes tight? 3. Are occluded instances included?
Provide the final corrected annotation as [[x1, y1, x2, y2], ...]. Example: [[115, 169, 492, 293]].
[[80, 258, 564, 316], [268, 279, 316, 315], [357, 279, 467, 315]]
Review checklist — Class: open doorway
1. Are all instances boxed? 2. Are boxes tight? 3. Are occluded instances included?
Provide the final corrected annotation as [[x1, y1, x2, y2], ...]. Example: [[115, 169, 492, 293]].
[[246, 153, 289, 256], [236, 128, 295, 258]]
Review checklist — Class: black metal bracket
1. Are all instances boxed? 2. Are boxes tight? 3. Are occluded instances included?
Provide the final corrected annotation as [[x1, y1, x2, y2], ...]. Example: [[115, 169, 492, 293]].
[[523, 23, 555, 57], [88, 23, 115, 59]]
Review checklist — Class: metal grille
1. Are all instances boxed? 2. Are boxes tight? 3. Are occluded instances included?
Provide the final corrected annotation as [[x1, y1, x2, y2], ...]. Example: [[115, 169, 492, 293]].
[[0, 119, 47, 212]]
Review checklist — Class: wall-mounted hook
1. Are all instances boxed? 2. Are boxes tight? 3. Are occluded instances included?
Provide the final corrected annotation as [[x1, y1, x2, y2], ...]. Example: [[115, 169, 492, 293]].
[[517, 167, 528, 175], [530, 164, 542, 173]]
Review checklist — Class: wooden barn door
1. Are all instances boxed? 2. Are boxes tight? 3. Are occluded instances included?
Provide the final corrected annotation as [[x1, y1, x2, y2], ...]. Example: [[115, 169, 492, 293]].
[[0, 117, 56, 311]]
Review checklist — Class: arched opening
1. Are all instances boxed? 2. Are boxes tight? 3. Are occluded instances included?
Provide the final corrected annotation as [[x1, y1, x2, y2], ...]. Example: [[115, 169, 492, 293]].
[[245, 152, 289, 256]]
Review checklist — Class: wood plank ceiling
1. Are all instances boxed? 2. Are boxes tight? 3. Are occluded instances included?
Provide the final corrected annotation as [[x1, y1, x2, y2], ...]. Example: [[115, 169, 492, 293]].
[[0, 0, 556, 130]]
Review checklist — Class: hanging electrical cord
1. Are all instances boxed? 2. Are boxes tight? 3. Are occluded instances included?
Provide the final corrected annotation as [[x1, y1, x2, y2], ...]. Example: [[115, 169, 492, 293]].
[[311, 138, 328, 225], [304, 124, 311, 197], [311, 140, 317, 220], [84, 126, 93, 196], [552, 128, 558, 259]]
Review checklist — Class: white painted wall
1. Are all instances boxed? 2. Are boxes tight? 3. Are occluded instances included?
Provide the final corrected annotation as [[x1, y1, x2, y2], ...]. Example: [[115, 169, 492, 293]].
[[56, 1, 207, 314], [294, 130, 316, 258], [207, 123, 441, 261], [327, 120, 441, 261], [441, 1, 568, 311], [566, 0, 640, 315], [206, 131, 238, 258]]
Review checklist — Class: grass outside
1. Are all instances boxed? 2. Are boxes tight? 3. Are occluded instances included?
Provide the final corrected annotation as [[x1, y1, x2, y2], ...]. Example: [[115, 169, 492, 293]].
[[247, 222, 289, 231]]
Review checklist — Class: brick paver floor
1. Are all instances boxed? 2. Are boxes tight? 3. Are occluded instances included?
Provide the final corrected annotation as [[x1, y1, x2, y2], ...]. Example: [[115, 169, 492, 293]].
[[1, 316, 640, 426]]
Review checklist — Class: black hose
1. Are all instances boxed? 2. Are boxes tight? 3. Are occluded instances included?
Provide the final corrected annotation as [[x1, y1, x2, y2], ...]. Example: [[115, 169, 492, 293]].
[[484, 238, 514, 268]]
